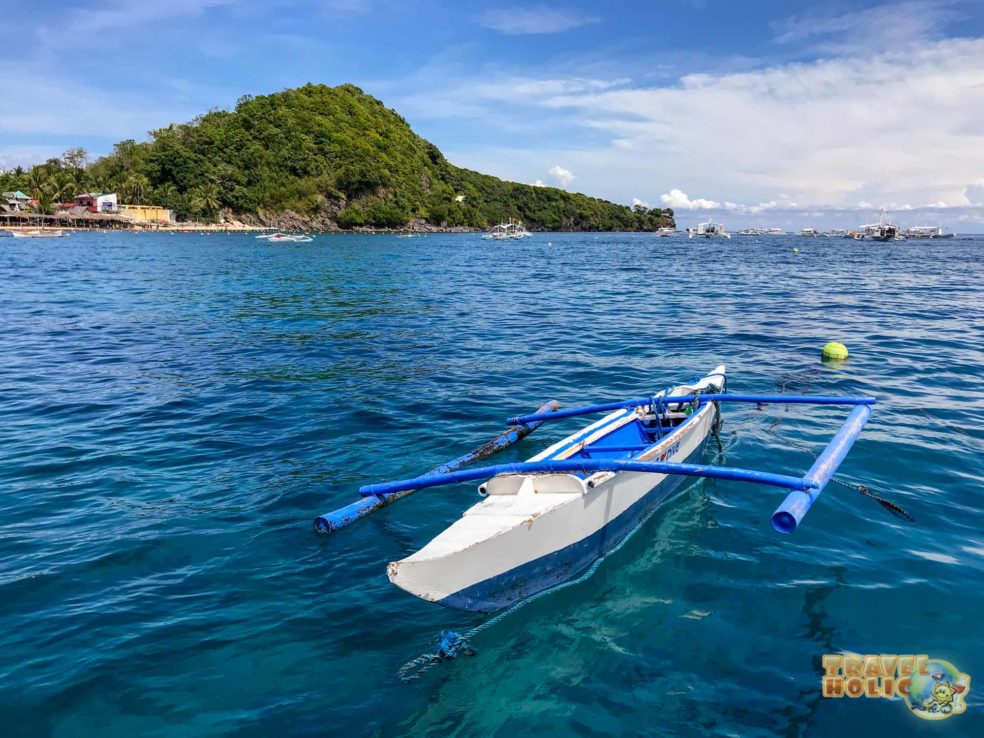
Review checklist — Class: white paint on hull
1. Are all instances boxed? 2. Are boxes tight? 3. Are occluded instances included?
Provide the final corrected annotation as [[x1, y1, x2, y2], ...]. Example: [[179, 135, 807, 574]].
[[388, 366, 726, 604]]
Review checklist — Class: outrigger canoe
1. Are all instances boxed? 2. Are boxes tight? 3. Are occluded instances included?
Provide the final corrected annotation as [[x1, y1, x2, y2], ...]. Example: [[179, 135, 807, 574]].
[[387, 366, 727, 612], [316, 366, 876, 614]]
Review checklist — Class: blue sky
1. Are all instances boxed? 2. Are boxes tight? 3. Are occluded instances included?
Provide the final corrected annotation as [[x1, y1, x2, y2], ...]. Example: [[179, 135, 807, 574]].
[[2, 0, 983, 230]]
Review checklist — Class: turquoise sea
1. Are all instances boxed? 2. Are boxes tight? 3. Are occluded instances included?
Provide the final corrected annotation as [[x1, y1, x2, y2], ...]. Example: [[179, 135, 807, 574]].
[[1, 231, 982, 737]]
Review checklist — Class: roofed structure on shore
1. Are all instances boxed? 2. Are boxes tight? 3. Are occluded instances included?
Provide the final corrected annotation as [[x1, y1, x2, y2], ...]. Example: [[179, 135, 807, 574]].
[[3, 191, 31, 211], [0, 209, 135, 229], [69, 192, 118, 213]]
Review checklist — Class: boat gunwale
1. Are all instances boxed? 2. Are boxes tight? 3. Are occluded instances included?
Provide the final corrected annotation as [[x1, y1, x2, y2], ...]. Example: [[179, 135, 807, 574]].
[[513, 379, 720, 491]]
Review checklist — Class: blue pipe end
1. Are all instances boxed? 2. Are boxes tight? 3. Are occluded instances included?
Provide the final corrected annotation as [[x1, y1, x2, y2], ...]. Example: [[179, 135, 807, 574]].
[[771, 510, 798, 534], [313, 516, 333, 534], [771, 489, 815, 534]]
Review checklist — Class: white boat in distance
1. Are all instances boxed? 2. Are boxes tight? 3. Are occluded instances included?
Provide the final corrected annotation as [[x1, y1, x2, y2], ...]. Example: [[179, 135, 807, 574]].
[[736, 227, 785, 236], [655, 227, 678, 237], [12, 229, 67, 238], [800, 228, 820, 237], [257, 232, 314, 243], [905, 226, 954, 239], [388, 366, 726, 612], [687, 221, 730, 239], [482, 219, 531, 240], [856, 211, 899, 242]]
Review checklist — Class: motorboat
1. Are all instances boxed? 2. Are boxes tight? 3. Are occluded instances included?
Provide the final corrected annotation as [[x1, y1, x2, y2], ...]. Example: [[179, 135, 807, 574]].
[[687, 221, 730, 239]]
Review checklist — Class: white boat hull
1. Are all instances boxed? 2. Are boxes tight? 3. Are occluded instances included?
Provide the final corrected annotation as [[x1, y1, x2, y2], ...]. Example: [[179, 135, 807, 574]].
[[12, 229, 66, 238], [388, 367, 725, 612]]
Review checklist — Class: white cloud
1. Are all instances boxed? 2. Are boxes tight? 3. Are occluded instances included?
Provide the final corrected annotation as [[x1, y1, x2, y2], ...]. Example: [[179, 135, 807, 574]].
[[660, 189, 719, 210], [522, 38, 984, 212], [959, 179, 984, 206], [549, 164, 575, 187], [533, 179, 546, 187], [632, 197, 650, 209], [0, 145, 64, 170], [773, 1, 958, 55], [37, 0, 236, 47], [422, 37, 982, 227], [479, 7, 599, 35]]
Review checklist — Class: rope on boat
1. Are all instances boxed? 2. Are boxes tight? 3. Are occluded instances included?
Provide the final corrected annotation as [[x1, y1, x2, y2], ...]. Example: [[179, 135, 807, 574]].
[[780, 434, 915, 522], [396, 630, 477, 682], [702, 375, 912, 523]]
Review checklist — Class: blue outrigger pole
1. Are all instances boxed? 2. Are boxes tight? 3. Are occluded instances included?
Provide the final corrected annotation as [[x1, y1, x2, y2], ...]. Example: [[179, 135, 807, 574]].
[[359, 393, 875, 534], [506, 393, 876, 425], [313, 400, 560, 533]]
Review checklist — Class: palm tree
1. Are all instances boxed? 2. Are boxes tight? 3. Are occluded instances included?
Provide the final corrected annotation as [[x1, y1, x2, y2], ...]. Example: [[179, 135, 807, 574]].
[[156, 182, 178, 206], [50, 172, 74, 204], [26, 168, 49, 200], [69, 168, 91, 197], [35, 189, 57, 215], [123, 173, 150, 204], [191, 182, 221, 218]]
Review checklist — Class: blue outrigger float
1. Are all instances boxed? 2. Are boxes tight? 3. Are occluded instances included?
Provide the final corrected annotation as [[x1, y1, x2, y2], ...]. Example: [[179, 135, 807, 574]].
[[316, 366, 875, 613]]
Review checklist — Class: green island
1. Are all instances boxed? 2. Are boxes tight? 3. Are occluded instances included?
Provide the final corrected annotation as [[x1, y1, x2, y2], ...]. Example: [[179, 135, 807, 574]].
[[0, 84, 674, 232]]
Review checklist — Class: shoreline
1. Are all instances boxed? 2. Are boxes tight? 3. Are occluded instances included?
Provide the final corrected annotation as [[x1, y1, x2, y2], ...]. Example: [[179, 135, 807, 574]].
[[0, 224, 477, 234], [0, 224, 673, 235]]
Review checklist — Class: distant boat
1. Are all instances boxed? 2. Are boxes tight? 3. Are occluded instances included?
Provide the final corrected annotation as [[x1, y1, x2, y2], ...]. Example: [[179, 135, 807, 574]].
[[799, 228, 820, 237], [655, 227, 677, 237], [482, 219, 531, 240], [740, 227, 784, 235], [905, 225, 954, 239], [827, 229, 849, 238], [856, 211, 899, 242], [265, 232, 314, 243], [687, 221, 730, 239], [11, 229, 67, 238]]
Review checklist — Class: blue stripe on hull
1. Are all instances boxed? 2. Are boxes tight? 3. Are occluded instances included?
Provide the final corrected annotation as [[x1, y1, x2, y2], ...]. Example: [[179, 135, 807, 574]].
[[437, 435, 711, 613]]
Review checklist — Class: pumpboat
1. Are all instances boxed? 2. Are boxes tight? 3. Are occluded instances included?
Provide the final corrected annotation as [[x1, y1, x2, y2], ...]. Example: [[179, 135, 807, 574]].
[[388, 367, 727, 611], [315, 366, 876, 614], [11, 229, 67, 238], [481, 219, 531, 240], [856, 210, 899, 242], [687, 221, 730, 239], [259, 232, 314, 243]]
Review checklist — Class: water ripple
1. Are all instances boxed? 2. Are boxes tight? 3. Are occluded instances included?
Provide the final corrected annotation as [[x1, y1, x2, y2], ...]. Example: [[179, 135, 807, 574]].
[[0, 232, 982, 736]]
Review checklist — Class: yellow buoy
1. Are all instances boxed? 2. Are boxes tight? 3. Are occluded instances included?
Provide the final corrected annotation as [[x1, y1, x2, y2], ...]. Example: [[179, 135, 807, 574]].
[[821, 342, 849, 361], [793, 247, 799, 253]]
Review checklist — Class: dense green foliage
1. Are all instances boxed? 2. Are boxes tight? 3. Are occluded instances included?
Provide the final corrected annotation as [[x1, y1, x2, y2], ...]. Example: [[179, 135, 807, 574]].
[[1, 84, 674, 230]]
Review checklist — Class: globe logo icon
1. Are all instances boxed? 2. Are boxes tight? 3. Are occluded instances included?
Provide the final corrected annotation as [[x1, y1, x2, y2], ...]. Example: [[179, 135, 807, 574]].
[[905, 659, 970, 720]]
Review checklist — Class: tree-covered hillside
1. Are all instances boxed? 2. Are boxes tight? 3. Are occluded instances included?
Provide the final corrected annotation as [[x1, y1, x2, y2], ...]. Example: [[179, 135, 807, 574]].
[[1, 84, 674, 230]]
